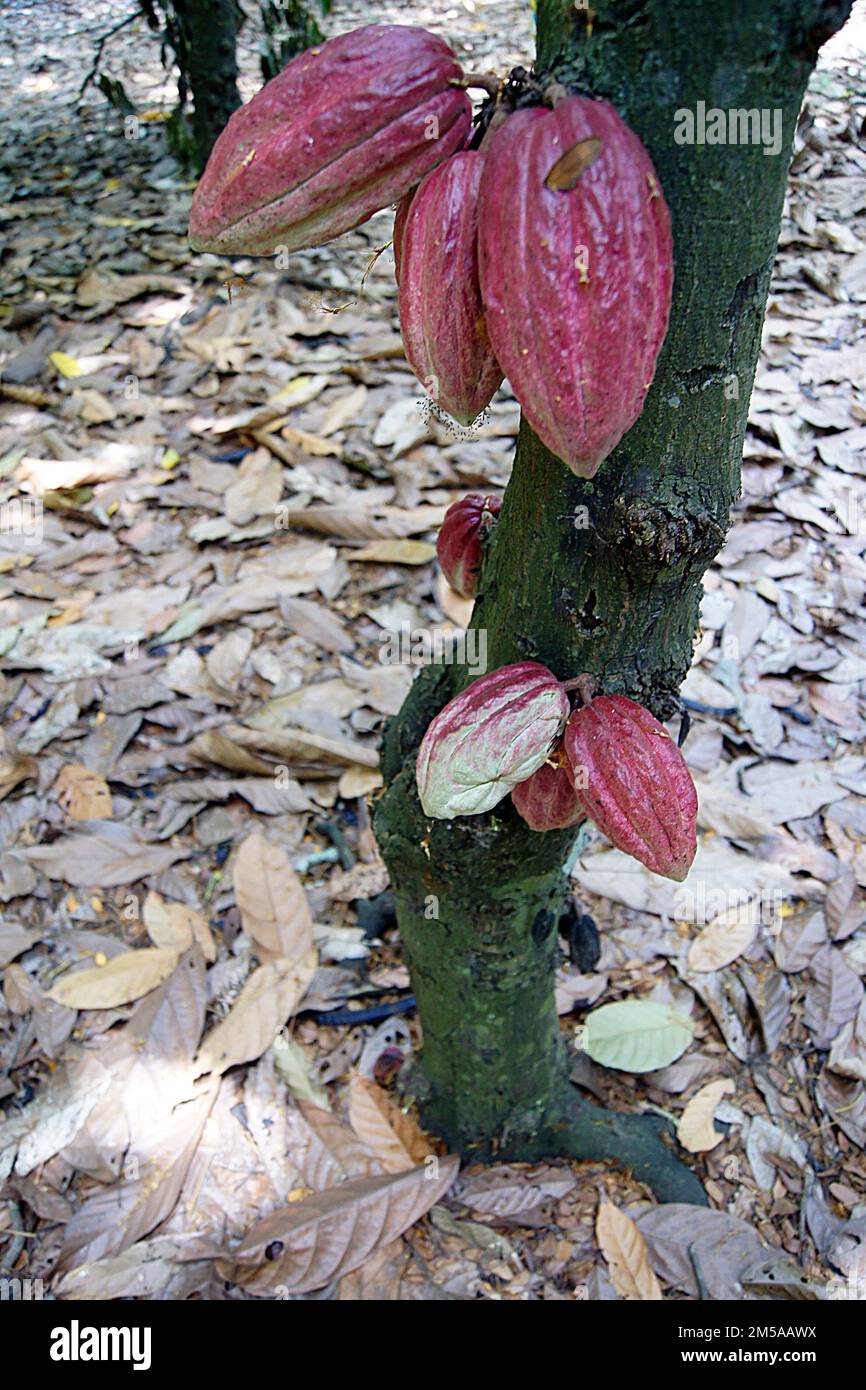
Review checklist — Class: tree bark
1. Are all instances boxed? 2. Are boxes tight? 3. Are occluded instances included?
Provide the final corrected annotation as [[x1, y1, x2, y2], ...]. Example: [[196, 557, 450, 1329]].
[[172, 0, 241, 169], [374, 0, 851, 1202]]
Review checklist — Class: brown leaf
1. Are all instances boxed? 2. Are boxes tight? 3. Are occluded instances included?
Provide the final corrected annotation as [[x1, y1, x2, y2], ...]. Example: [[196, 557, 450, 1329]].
[[195, 955, 316, 1076], [635, 1205, 768, 1300], [596, 1201, 663, 1300], [47, 947, 181, 1009], [677, 1078, 735, 1153], [233, 833, 315, 964], [24, 827, 187, 887], [188, 730, 276, 775], [826, 867, 864, 941], [803, 944, 864, 1046], [348, 540, 437, 565], [58, 1079, 217, 1270], [347, 1076, 435, 1173], [220, 1156, 459, 1293], [293, 1099, 382, 1188], [143, 890, 196, 952], [0, 731, 37, 801], [125, 947, 208, 1063], [545, 136, 603, 191], [687, 906, 757, 972], [278, 595, 354, 653]]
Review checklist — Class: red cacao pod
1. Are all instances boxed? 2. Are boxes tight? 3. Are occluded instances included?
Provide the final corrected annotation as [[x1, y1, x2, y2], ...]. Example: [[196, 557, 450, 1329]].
[[417, 662, 569, 819], [393, 189, 414, 285], [437, 493, 501, 598], [189, 26, 472, 256], [511, 754, 585, 832], [398, 151, 504, 424], [564, 695, 697, 881], [477, 96, 673, 477]]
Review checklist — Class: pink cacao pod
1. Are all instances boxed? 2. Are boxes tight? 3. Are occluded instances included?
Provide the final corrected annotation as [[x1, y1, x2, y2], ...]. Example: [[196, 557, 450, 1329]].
[[564, 695, 697, 881], [398, 151, 504, 424], [437, 493, 501, 598], [477, 96, 673, 477], [417, 662, 569, 819], [393, 189, 414, 285], [189, 26, 472, 256], [511, 754, 586, 832]]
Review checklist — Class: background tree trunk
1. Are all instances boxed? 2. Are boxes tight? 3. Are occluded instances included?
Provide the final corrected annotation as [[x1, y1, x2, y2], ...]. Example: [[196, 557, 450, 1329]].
[[172, 0, 241, 169], [374, 0, 851, 1200]]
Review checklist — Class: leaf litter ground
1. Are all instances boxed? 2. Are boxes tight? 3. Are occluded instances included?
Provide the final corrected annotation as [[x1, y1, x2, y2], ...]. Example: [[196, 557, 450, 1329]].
[[1, 0, 866, 1302]]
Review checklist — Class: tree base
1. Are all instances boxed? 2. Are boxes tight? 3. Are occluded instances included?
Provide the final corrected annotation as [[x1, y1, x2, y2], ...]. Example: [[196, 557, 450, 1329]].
[[541, 1091, 708, 1206], [407, 1063, 706, 1206]]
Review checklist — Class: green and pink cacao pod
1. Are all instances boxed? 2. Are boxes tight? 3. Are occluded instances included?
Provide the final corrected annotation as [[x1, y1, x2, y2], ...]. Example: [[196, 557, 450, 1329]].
[[564, 695, 697, 881], [437, 492, 501, 598], [511, 754, 586, 832], [477, 96, 673, 477], [398, 150, 504, 424], [417, 662, 569, 819], [189, 25, 472, 256]]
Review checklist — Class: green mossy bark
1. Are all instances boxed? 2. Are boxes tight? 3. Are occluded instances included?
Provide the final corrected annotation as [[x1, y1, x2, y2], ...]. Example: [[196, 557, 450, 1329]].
[[374, 0, 851, 1200]]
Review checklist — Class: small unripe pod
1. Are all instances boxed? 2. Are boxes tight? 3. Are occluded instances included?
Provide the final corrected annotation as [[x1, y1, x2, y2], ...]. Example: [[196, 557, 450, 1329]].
[[436, 493, 501, 598], [417, 662, 569, 819], [511, 754, 586, 832]]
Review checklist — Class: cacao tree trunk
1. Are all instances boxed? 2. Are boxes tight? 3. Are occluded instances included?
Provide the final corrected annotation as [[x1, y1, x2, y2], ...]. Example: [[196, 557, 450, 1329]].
[[374, 0, 851, 1201], [172, 0, 241, 169]]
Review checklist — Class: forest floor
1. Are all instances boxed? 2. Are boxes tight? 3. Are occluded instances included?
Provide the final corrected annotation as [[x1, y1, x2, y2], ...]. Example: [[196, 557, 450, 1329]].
[[1, 0, 866, 1301]]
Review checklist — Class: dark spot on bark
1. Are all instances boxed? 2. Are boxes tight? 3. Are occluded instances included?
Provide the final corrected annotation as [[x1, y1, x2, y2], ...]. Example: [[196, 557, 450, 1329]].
[[723, 272, 760, 328], [532, 909, 555, 943]]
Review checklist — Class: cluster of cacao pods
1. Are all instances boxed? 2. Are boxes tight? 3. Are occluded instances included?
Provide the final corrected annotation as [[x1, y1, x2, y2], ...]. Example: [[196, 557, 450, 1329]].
[[189, 23, 673, 478], [416, 663, 697, 882]]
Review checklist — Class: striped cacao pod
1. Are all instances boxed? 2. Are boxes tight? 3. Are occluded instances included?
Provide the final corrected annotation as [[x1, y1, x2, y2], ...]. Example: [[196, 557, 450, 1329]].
[[477, 96, 673, 477], [436, 493, 501, 598], [564, 695, 697, 881], [511, 754, 586, 832], [189, 26, 472, 256], [417, 662, 569, 819], [398, 150, 504, 424]]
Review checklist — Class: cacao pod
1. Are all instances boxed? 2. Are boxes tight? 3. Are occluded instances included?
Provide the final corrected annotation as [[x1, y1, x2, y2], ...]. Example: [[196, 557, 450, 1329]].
[[189, 26, 472, 256], [477, 96, 673, 477], [437, 492, 501, 598], [398, 150, 503, 424], [564, 695, 697, 881], [392, 189, 414, 285], [417, 662, 569, 819], [511, 753, 585, 832]]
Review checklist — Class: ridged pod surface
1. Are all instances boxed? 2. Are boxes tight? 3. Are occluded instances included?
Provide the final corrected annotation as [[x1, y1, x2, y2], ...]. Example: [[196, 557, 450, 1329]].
[[189, 26, 471, 256], [392, 188, 414, 284], [436, 493, 501, 597], [511, 755, 585, 832], [417, 662, 569, 819], [477, 96, 673, 476], [564, 695, 697, 881], [398, 151, 503, 423]]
